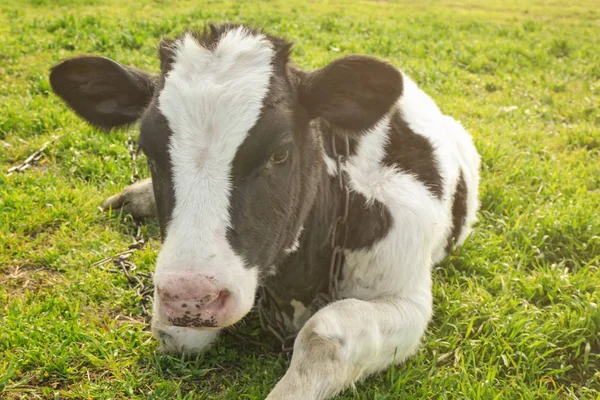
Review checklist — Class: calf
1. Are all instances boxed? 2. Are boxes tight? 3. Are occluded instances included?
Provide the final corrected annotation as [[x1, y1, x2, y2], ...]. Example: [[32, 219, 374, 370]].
[[50, 23, 480, 400]]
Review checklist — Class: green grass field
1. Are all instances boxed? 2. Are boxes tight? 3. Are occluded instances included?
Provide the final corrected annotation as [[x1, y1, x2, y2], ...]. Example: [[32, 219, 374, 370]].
[[1, 0, 599, 398]]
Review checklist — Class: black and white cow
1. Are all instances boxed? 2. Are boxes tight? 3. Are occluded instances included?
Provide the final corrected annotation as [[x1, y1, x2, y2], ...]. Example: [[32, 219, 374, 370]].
[[50, 23, 480, 400]]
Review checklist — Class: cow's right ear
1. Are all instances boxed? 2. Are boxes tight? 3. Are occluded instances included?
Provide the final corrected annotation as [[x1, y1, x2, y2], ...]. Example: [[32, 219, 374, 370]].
[[297, 55, 402, 133], [50, 56, 157, 130]]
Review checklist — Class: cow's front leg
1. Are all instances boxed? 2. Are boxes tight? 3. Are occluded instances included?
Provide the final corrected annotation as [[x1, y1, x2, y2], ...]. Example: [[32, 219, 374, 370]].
[[101, 178, 157, 220], [266, 290, 432, 400]]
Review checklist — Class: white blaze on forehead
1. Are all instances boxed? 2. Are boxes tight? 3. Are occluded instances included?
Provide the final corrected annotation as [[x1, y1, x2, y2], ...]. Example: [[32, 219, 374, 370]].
[[155, 27, 275, 321], [160, 28, 274, 234]]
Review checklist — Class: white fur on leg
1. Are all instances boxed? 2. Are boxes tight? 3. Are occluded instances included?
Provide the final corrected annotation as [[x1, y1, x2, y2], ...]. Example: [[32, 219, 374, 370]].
[[266, 294, 432, 400]]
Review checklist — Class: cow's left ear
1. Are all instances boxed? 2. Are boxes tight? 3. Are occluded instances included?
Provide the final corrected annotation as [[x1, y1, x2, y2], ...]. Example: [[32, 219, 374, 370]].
[[50, 56, 157, 131], [298, 55, 403, 132]]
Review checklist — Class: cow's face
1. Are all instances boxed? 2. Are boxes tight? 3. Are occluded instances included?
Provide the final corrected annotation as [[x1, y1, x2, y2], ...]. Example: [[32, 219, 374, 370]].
[[139, 26, 320, 329], [50, 24, 402, 332]]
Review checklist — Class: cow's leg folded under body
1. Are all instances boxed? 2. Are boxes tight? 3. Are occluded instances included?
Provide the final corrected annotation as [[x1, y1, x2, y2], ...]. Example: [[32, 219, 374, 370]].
[[267, 289, 432, 400], [102, 178, 156, 220]]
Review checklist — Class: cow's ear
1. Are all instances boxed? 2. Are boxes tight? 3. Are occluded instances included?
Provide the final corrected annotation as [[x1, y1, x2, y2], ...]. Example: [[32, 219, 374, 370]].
[[50, 56, 157, 130], [298, 55, 403, 132]]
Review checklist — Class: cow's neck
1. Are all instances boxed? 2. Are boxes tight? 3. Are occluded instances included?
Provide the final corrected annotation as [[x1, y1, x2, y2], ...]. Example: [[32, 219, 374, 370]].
[[263, 123, 392, 325]]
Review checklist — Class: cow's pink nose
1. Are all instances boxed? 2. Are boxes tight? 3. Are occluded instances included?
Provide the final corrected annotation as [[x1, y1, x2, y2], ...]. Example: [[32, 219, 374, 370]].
[[156, 274, 231, 328]]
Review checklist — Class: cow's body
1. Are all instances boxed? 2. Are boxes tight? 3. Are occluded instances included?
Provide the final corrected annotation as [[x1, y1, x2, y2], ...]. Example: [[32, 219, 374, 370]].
[[263, 76, 480, 336], [50, 23, 480, 400]]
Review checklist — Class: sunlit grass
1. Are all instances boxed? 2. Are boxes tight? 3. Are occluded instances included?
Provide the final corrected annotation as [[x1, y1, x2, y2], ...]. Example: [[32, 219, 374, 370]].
[[1, 0, 598, 398]]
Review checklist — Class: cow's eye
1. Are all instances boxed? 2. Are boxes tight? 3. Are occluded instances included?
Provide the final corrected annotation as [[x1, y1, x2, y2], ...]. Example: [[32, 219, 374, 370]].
[[270, 148, 289, 165]]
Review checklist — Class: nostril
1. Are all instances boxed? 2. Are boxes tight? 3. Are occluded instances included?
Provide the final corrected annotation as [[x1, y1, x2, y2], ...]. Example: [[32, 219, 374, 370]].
[[199, 294, 216, 305], [203, 290, 230, 313]]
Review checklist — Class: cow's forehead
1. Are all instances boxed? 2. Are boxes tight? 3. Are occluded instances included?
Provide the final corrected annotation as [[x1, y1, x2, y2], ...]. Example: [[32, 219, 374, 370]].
[[143, 24, 294, 146], [157, 24, 291, 78], [156, 26, 275, 241]]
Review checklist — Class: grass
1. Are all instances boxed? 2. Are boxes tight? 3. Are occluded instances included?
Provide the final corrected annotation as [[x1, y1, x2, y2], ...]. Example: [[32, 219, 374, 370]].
[[1, 0, 599, 398]]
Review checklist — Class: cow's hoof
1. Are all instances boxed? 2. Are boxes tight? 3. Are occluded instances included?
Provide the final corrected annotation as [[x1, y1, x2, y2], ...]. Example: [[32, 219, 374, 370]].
[[101, 178, 156, 220]]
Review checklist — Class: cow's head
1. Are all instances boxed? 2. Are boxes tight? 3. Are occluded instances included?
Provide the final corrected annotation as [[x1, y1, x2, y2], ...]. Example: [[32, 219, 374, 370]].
[[50, 24, 401, 338]]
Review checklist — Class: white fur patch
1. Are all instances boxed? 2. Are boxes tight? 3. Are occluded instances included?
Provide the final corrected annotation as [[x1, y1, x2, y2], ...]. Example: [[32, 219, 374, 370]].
[[323, 154, 338, 176], [290, 299, 310, 330], [285, 226, 304, 254], [154, 28, 274, 325], [399, 74, 460, 263], [342, 111, 444, 303]]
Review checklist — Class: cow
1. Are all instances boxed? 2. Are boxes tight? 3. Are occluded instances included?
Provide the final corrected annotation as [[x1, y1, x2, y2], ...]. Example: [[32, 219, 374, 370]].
[[49, 23, 480, 400]]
